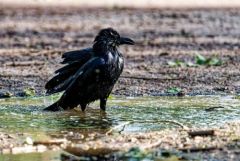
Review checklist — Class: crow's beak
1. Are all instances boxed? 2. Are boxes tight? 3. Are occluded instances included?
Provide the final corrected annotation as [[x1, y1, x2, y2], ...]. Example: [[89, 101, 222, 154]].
[[120, 37, 135, 45]]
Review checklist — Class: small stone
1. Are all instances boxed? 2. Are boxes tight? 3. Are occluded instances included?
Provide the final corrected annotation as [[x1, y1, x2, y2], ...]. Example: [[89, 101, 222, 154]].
[[25, 137, 33, 145], [68, 131, 74, 136], [36, 145, 47, 152], [0, 91, 13, 98]]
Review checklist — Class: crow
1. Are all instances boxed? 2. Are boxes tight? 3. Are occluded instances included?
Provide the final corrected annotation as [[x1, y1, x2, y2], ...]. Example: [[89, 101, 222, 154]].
[[44, 28, 134, 111]]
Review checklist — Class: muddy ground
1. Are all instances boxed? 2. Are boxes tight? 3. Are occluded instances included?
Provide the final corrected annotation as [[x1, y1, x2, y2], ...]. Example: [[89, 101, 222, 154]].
[[1, 121, 240, 160], [0, 6, 240, 160], [0, 7, 239, 96]]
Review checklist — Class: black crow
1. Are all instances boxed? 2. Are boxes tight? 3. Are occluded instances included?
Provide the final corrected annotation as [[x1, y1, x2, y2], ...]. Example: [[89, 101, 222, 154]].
[[44, 28, 134, 111]]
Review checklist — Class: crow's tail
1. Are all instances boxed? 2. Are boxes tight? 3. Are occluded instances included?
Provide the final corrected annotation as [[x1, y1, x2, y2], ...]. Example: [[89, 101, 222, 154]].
[[44, 101, 61, 111]]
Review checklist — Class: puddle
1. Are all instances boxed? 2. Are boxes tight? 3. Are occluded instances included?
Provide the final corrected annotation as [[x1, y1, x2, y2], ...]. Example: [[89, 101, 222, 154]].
[[0, 95, 240, 161], [0, 151, 61, 161], [0, 95, 239, 136]]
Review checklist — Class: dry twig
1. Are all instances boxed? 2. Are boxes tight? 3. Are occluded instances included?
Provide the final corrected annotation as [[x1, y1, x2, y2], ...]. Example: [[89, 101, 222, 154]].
[[188, 130, 215, 137], [179, 146, 220, 152], [106, 120, 189, 135], [120, 75, 185, 81]]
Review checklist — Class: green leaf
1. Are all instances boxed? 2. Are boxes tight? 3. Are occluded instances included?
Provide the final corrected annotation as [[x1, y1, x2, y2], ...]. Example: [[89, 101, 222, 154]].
[[108, 94, 114, 100], [207, 57, 222, 66], [167, 87, 182, 94], [23, 87, 36, 97], [195, 54, 207, 65], [175, 60, 186, 67], [168, 60, 186, 67], [195, 54, 222, 66]]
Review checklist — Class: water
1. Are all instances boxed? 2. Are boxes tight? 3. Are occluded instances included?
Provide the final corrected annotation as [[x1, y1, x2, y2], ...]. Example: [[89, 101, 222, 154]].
[[0, 95, 239, 136], [0, 151, 61, 161], [0, 95, 240, 161]]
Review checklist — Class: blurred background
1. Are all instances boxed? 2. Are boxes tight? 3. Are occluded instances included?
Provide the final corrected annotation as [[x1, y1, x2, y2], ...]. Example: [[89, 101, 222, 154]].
[[0, 0, 239, 96], [2, 0, 240, 8]]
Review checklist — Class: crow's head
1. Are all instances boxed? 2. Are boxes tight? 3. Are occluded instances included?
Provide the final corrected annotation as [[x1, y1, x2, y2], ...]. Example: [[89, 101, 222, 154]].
[[93, 28, 134, 52]]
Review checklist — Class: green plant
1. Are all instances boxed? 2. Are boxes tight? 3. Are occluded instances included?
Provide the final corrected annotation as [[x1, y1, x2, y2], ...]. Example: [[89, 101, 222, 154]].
[[167, 87, 182, 94], [23, 87, 36, 97], [108, 94, 114, 100], [167, 60, 186, 67], [195, 54, 222, 66], [168, 54, 222, 68]]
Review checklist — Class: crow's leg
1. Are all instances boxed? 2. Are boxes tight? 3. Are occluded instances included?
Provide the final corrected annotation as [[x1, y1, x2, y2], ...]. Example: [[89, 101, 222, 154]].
[[80, 103, 87, 111], [100, 98, 107, 111]]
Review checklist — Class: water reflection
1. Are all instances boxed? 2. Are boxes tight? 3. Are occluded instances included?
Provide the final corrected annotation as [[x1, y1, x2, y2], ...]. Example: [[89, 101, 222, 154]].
[[0, 95, 239, 136]]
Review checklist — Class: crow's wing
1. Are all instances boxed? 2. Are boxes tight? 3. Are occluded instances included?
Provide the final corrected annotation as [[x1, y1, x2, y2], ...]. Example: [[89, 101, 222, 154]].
[[45, 48, 93, 94], [61, 57, 105, 100], [61, 48, 93, 64]]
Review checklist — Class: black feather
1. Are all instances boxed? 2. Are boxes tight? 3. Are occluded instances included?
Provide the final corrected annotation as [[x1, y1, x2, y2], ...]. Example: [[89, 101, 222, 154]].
[[45, 48, 93, 94], [46, 75, 74, 95], [44, 101, 61, 111], [54, 61, 80, 74], [61, 48, 93, 64], [45, 69, 75, 94], [44, 28, 134, 111]]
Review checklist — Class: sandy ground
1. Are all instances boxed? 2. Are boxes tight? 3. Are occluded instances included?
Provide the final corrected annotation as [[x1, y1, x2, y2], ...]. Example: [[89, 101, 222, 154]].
[[0, 7, 239, 97]]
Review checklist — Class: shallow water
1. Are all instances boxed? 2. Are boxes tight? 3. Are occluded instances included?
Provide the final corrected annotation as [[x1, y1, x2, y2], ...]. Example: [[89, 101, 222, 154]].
[[0, 151, 61, 161], [0, 95, 239, 137]]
